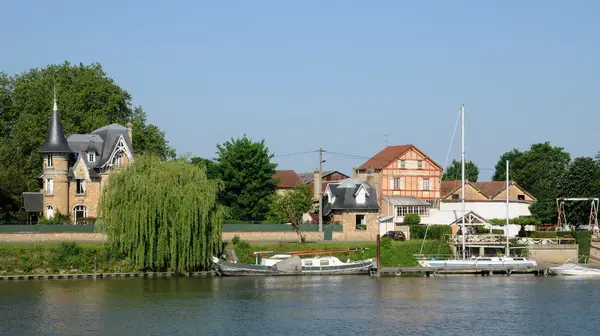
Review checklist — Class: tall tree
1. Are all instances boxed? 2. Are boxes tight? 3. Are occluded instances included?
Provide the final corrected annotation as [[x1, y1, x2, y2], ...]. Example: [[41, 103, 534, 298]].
[[557, 157, 600, 227], [491, 149, 524, 181], [0, 62, 174, 221], [190, 157, 219, 180], [268, 185, 313, 234], [442, 159, 480, 182], [98, 155, 223, 273], [214, 135, 278, 220], [493, 142, 570, 224]]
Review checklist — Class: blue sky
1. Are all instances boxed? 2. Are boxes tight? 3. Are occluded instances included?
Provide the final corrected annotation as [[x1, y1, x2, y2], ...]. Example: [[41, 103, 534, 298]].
[[3, 0, 599, 180]]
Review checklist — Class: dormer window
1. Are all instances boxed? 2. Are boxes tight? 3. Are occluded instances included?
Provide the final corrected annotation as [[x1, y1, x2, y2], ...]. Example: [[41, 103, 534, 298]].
[[46, 155, 53, 168], [88, 152, 95, 162]]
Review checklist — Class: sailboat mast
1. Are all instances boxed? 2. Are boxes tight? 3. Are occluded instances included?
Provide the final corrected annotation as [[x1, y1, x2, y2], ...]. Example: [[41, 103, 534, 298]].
[[506, 160, 510, 257], [461, 104, 466, 260]]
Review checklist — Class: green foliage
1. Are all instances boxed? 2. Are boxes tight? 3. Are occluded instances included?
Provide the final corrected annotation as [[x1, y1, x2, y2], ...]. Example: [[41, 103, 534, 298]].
[[488, 217, 541, 226], [442, 159, 480, 182], [190, 157, 220, 180], [38, 210, 71, 224], [410, 225, 451, 240], [492, 142, 571, 224], [530, 231, 558, 238], [572, 230, 592, 259], [0, 62, 174, 221], [214, 135, 278, 221], [0, 243, 133, 275], [231, 235, 240, 245], [474, 226, 504, 235], [98, 155, 223, 273], [557, 157, 600, 227], [268, 185, 313, 234], [403, 213, 421, 225]]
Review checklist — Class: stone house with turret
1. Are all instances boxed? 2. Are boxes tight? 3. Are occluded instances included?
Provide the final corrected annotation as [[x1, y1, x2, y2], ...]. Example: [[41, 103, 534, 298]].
[[23, 91, 134, 224]]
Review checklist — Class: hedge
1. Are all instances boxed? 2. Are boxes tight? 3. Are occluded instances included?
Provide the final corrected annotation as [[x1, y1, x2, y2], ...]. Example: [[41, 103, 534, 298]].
[[410, 225, 451, 240]]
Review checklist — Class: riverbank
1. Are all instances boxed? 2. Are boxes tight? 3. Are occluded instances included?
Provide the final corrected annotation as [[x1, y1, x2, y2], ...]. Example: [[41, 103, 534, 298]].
[[0, 239, 452, 275]]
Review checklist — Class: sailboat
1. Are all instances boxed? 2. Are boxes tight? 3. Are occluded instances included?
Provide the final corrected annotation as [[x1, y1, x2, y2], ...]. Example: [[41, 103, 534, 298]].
[[417, 105, 537, 268]]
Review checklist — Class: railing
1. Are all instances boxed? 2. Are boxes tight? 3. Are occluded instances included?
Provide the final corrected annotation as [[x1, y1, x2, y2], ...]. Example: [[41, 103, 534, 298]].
[[516, 237, 576, 245]]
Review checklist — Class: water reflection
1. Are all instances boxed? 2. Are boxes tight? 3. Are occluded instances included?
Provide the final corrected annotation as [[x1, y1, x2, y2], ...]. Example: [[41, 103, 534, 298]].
[[1, 276, 600, 335]]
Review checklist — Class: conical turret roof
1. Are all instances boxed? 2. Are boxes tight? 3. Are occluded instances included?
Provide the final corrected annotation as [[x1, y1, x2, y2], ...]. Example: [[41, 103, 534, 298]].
[[39, 88, 72, 154]]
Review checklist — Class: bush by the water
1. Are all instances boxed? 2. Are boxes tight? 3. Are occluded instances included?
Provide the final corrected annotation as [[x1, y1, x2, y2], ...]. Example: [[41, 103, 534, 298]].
[[0, 243, 132, 275], [410, 225, 451, 240]]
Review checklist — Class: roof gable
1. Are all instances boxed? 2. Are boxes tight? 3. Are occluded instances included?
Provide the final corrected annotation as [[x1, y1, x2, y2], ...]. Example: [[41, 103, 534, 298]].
[[357, 145, 442, 171], [273, 170, 303, 188]]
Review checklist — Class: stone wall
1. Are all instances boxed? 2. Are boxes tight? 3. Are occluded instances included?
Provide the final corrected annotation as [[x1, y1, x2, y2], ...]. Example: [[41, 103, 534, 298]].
[[589, 243, 600, 264], [528, 245, 578, 265], [0, 233, 107, 243]]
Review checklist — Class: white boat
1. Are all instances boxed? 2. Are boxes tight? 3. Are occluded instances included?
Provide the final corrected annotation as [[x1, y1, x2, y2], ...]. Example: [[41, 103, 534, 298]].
[[417, 105, 537, 268], [549, 263, 600, 276], [418, 256, 537, 267]]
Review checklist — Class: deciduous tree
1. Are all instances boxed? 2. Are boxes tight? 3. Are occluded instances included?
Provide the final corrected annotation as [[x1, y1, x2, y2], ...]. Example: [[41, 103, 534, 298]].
[[214, 135, 278, 220], [98, 155, 222, 273], [557, 157, 600, 227], [442, 159, 479, 182], [268, 185, 312, 234]]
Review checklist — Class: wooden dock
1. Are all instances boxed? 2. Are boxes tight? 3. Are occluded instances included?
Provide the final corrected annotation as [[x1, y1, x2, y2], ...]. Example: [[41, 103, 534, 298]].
[[373, 265, 552, 277], [0, 271, 216, 281]]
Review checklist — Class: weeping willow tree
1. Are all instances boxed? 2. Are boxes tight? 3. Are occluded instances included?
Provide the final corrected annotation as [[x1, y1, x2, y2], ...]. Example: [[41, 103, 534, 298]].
[[97, 155, 223, 273]]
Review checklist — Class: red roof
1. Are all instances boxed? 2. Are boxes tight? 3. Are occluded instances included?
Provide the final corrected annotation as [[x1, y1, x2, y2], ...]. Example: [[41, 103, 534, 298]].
[[273, 170, 303, 188], [440, 180, 463, 197], [357, 145, 441, 170], [473, 181, 507, 198]]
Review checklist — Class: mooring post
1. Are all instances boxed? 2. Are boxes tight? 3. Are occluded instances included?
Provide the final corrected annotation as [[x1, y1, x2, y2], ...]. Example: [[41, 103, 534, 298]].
[[376, 234, 381, 276], [93, 255, 97, 279]]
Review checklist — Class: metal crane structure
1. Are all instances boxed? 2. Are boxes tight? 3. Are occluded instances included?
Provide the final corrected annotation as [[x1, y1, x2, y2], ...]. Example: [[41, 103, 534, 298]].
[[556, 197, 599, 232]]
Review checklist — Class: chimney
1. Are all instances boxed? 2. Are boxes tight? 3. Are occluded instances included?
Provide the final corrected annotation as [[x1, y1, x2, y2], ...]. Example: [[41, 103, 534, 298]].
[[352, 166, 358, 178], [366, 168, 374, 185], [126, 122, 133, 143], [313, 168, 322, 201]]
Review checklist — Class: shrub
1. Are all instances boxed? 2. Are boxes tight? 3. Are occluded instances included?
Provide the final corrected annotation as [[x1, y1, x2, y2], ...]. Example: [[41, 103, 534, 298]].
[[38, 211, 71, 225], [410, 225, 451, 240], [572, 231, 592, 259], [530, 231, 558, 239], [231, 235, 240, 245], [403, 214, 421, 225]]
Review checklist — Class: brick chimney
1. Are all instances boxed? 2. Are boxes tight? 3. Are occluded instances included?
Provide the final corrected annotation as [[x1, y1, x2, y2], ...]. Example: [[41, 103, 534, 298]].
[[313, 168, 322, 201]]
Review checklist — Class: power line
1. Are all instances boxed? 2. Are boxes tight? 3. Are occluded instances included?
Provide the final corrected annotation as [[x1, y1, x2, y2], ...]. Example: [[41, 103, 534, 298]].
[[274, 150, 319, 158]]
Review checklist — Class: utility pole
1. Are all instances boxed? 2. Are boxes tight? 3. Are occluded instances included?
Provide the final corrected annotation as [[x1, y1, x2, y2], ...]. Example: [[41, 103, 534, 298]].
[[319, 148, 323, 240]]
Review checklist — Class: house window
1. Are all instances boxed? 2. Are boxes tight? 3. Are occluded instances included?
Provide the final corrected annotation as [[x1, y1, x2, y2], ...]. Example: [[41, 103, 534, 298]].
[[46, 205, 54, 219], [88, 152, 95, 162], [45, 178, 54, 195], [46, 155, 53, 168], [422, 178, 430, 191], [418, 160, 423, 169], [355, 214, 366, 230], [76, 179, 85, 194], [400, 160, 406, 169], [73, 205, 88, 224], [393, 178, 401, 190], [452, 194, 459, 200], [518, 194, 525, 201], [396, 206, 430, 217]]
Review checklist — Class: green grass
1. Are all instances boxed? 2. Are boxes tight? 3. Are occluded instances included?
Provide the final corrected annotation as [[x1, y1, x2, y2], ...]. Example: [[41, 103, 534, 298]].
[[233, 239, 451, 267]]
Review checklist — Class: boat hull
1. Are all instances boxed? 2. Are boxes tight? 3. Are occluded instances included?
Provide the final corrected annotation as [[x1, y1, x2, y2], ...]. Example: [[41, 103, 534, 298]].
[[214, 260, 374, 276], [418, 259, 537, 268], [549, 264, 600, 276]]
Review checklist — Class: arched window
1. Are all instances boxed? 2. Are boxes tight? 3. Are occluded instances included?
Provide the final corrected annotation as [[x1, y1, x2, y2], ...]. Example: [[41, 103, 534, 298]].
[[46, 205, 54, 219], [73, 205, 88, 224]]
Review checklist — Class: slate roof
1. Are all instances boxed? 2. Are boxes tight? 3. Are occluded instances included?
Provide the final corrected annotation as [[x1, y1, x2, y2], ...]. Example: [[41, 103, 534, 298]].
[[91, 124, 134, 167], [273, 170, 303, 188], [323, 178, 379, 215], [39, 100, 72, 153], [22, 192, 43, 213], [384, 196, 430, 206]]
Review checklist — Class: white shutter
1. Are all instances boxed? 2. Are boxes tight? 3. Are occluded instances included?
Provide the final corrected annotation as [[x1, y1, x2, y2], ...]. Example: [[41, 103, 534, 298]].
[[400, 177, 405, 190], [390, 177, 394, 190], [419, 178, 424, 191]]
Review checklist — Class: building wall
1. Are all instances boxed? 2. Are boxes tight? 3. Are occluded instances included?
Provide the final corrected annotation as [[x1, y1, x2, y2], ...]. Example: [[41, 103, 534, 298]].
[[528, 245, 578, 265], [439, 201, 533, 220], [355, 147, 442, 208], [68, 180, 101, 220], [42, 154, 70, 218], [492, 184, 535, 202], [442, 184, 489, 201], [330, 210, 379, 240]]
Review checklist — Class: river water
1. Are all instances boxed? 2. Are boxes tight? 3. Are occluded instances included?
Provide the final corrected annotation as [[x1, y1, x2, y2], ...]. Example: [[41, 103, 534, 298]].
[[0, 275, 599, 335]]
